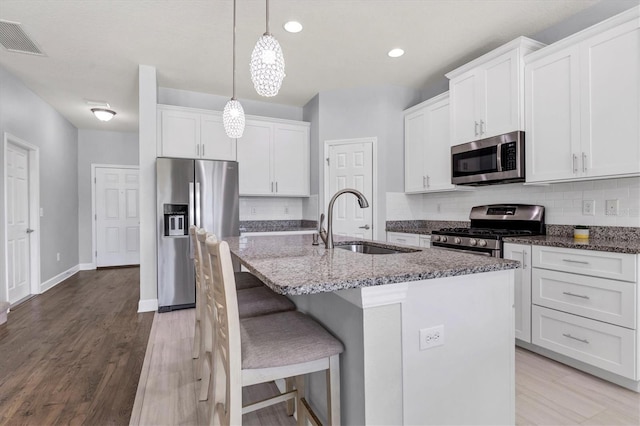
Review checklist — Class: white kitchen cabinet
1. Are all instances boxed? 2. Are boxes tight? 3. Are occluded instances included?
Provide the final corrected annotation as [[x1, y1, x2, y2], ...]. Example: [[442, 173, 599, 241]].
[[404, 93, 460, 193], [503, 243, 532, 343], [447, 37, 545, 146], [386, 232, 420, 247], [237, 118, 310, 197], [525, 8, 640, 183], [157, 104, 236, 161], [529, 244, 640, 381]]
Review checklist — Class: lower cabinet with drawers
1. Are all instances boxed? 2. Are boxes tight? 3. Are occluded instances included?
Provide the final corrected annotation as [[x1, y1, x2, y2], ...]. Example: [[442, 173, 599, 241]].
[[386, 232, 431, 248], [519, 244, 640, 388]]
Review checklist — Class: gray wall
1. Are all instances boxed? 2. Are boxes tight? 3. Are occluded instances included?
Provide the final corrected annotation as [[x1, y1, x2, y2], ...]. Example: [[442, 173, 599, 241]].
[[305, 85, 422, 238], [158, 87, 303, 121], [0, 65, 79, 292], [77, 129, 139, 265]]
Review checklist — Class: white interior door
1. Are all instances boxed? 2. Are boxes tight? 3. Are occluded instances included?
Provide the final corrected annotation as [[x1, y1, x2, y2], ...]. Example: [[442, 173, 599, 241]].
[[327, 141, 373, 239], [6, 143, 31, 303], [95, 167, 140, 267]]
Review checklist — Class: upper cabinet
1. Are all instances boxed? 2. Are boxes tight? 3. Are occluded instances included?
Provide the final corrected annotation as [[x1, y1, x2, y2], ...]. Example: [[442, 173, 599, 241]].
[[404, 93, 460, 193], [157, 104, 237, 161], [237, 118, 310, 197], [525, 7, 640, 183], [446, 37, 545, 146]]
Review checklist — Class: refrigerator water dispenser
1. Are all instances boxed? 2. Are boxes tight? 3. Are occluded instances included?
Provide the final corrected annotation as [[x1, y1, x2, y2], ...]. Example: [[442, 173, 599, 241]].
[[163, 204, 188, 236]]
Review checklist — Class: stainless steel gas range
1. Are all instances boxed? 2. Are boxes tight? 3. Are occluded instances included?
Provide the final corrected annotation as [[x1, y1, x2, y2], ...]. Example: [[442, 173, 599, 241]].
[[431, 204, 545, 257]]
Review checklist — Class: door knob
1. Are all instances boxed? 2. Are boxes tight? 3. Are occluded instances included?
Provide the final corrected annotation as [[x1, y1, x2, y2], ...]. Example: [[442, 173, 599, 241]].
[[358, 225, 370, 230], [26, 228, 35, 234]]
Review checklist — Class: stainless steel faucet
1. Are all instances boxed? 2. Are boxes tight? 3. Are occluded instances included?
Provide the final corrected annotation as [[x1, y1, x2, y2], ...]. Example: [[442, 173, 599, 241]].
[[318, 188, 369, 249]]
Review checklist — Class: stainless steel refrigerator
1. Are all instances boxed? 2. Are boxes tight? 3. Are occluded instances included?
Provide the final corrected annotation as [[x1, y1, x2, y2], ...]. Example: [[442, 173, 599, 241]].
[[156, 158, 239, 312]]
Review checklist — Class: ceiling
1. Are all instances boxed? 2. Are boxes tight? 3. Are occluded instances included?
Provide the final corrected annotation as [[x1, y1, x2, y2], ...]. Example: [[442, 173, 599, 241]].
[[0, 0, 604, 132]]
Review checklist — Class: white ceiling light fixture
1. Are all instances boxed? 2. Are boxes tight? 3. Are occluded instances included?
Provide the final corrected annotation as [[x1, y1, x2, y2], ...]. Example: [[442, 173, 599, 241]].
[[250, 0, 285, 97], [223, 0, 245, 138], [388, 48, 405, 58], [91, 108, 116, 122], [283, 21, 302, 33]]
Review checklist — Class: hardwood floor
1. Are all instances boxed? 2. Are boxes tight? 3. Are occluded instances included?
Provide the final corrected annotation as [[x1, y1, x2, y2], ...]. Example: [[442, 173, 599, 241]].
[[0, 267, 154, 426], [135, 308, 640, 426]]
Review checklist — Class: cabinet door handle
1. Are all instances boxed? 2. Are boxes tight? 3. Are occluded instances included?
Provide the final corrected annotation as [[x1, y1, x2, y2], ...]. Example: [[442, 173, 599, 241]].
[[474, 121, 479, 137], [582, 152, 587, 173], [202, 144, 205, 157], [572, 154, 578, 173], [426, 175, 430, 188], [562, 258, 590, 265], [275, 182, 278, 193], [423, 176, 426, 188], [397, 238, 406, 242], [480, 120, 485, 135], [271, 182, 274, 192], [196, 144, 200, 156], [562, 333, 589, 344], [563, 291, 590, 300], [522, 251, 527, 269]]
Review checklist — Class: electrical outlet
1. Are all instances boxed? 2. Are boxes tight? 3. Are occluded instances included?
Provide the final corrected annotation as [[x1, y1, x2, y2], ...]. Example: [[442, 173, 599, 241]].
[[419, 325, 444, 350], [582, 200, 595, 216], [284, 206, 289, 215], [251, 207, 257, 215], [606, 199, 619, 216], [437, 203, 441, 213], [56, 253, 61, 262]]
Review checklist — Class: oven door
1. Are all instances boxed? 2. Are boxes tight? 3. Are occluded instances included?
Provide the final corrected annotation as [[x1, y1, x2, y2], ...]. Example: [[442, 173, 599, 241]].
[[431, 242, 500, 257]]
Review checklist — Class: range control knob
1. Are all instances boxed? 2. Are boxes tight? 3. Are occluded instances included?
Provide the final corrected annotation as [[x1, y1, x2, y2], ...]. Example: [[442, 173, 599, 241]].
[[469, 238, 477, 246], [454, 237, 461, 244], [441, 236, 448, 242], [478, 239, 487, 247], [432, 235, 440, 242]]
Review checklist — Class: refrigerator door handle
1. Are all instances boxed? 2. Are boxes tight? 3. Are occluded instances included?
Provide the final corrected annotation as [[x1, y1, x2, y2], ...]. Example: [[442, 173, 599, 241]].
[[195, 182, 201, 227], [188, 182, 195, 259]]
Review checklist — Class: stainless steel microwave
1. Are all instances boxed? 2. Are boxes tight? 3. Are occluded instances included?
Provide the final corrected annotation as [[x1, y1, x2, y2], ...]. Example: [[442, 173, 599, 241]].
[[451, 131, 525, 185]]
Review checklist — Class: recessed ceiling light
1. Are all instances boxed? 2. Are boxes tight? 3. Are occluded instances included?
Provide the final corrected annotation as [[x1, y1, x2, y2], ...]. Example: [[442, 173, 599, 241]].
[[284, 21, 303, 33], [388, 48, 404, 58]]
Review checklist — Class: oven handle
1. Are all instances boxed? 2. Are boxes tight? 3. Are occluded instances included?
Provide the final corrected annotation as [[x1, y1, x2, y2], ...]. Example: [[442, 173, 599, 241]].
[[431, 244, 494, 257], [496, 142, 503, 172]]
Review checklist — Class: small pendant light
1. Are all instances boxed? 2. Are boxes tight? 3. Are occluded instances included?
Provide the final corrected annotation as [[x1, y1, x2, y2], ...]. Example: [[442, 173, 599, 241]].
[[223, 0, 245, 138], [250, 0, 285, 97]]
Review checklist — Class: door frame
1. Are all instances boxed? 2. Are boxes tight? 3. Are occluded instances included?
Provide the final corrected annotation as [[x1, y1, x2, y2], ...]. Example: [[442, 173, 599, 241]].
[[3, 132, 41, 303], [91, 164, 140, 269], [323, 137, 378, 241]]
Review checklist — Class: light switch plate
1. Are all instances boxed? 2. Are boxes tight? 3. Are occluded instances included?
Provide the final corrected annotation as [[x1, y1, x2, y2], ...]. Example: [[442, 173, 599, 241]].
[[606, 199, 619, 216]]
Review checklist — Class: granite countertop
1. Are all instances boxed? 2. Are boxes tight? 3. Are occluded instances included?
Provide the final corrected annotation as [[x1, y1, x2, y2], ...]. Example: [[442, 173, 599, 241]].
[[503, 235, 640, 254], [225, 234, 519, 296], [239, 220, 317, 233], [386, 220, 469, 235]]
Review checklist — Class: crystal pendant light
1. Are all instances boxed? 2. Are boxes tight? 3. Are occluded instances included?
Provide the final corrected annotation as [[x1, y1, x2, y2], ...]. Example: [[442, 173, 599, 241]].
[[250, 0, 285, 97], [223, 0, 245, 138]]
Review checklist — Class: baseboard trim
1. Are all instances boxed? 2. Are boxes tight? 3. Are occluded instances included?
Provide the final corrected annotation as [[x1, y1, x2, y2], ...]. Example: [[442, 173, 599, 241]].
[[138, 298, 158, 313], [40, 265, 80, 293], [79, 263, 96, 271]]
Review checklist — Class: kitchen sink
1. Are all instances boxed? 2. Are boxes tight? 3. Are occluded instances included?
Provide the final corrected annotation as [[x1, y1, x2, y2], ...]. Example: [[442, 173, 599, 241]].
[[334, 242, 419, 255]]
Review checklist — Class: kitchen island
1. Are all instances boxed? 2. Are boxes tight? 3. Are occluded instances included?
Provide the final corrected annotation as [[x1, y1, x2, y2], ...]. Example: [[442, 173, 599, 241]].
[[225, 234, 520, 425]]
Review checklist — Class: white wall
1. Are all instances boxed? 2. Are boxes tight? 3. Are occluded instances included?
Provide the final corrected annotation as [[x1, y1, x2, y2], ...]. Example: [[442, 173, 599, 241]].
[[77, 129, 139, 265], [305, 85, 423, 238], [0, 65, 79, 300], [387, 177, 640, 227]]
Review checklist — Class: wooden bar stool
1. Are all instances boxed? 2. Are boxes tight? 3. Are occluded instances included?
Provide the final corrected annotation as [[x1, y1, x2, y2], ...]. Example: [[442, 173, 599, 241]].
[[196, 230, 296, 402], [205, 236, 343, 425]]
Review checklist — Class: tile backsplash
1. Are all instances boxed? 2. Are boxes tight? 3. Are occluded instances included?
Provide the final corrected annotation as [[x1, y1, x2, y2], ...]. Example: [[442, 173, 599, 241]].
[[240, 197, 303, 221], [387, 177, 640, 227]]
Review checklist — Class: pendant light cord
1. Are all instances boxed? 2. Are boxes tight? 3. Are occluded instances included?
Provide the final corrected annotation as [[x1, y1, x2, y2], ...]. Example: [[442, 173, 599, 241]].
[[232, 0, 237, 100], [265, 0, 270, 35]]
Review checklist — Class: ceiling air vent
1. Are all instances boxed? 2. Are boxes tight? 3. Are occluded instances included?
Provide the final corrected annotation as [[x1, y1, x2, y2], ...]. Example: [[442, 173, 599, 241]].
[[0, 20, 45, 56]]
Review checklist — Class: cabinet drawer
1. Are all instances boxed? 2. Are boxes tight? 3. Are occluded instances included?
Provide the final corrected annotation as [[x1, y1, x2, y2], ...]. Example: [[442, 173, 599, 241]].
[[532, 246, 637, 282], [532, 305, 636, 379], [386, 232, 420, 247], [532, 269, 636, 328]]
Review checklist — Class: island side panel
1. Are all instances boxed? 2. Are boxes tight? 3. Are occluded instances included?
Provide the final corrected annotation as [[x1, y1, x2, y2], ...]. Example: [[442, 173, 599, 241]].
[[289, 291, 367, 425], [402, 270, 516, 425]]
